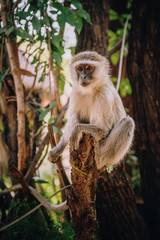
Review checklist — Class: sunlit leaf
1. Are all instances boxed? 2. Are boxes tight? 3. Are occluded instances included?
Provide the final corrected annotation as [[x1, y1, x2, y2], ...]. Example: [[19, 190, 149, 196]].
[[39, 109, 49, 121], [32, 16, 41, 32], [49, 101, 57, 110], [109, 9, 118, 20], [52, 125, 63, 136], [71, 0, 83, 9]]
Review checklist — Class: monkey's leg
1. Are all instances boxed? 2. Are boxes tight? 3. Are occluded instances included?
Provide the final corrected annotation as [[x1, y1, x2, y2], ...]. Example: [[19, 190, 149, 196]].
[[97, 116, 135, 169], [70, 123, 106, 150]]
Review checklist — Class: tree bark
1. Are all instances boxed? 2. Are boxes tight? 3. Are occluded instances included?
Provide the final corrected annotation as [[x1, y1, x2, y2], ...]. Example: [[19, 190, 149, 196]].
[[76, 0, 109, 56], [76, 1, 149, 239], [1, 0, 27, 174], [96, 163, 149, 240], [127, 1, 160, 239], [67, 134, 99, 240]]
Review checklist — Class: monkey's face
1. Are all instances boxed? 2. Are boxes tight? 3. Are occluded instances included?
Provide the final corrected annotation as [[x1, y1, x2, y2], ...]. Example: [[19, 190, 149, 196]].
[[76, 64, 95, 87]]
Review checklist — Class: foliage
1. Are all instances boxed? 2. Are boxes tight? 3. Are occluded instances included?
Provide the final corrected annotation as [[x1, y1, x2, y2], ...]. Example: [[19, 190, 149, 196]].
[[1, 195, 75, 240], [0, 0, 91, 94], [108, 9, 132, 98]]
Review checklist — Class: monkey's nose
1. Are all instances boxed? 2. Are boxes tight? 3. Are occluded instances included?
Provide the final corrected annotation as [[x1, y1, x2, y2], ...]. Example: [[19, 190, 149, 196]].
[[80, 73, 87, 80]]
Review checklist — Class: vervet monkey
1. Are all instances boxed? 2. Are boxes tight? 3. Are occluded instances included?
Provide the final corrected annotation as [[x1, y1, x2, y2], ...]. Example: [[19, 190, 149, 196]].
[[48, 51, 135, 169]]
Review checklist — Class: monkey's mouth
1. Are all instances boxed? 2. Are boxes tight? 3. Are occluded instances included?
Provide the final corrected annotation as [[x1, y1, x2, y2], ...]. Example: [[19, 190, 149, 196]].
[[80, 81, 91, 87]]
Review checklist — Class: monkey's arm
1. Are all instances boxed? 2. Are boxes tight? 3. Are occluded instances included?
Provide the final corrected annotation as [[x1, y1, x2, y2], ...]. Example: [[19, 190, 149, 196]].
[[97, 116, 135, 169], [70, 123, 106, 150], [48, 113, 78, 163]]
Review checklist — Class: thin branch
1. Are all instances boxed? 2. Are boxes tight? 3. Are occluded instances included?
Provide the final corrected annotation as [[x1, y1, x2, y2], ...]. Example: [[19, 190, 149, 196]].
[[29, 186, 69, 212], [107, 35, 128, 58], [24, 101, 69, 181], [48, 124, 70, 186], [24, 133, 50, 181], [35, 144, 49, 171], [0, 184, 69, 212], [26, 41, 43, 100], [0, 183, 21, 195], [46, 28, 61, 111], [11, 0, 21, 13]]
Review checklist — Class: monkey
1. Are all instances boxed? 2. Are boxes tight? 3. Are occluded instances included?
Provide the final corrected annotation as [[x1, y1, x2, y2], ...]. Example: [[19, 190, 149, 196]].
[[48, 51, 135, 169]]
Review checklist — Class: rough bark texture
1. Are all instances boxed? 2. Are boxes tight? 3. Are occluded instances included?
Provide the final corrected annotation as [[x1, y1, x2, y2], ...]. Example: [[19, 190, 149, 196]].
[[127, 1, 160, 239], [68, 134, 99, 240], [96, 163, 149, 240], [76, 0, 109, 56]]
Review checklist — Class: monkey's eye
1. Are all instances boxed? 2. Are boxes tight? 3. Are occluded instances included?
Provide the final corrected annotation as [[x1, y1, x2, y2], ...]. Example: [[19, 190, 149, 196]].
[[85, 65, 94, 72], [76, 65, 83, 72]]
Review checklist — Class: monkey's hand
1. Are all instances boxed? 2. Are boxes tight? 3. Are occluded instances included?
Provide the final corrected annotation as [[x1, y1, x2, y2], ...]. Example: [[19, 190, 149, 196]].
[[70, 124, 106, 150]]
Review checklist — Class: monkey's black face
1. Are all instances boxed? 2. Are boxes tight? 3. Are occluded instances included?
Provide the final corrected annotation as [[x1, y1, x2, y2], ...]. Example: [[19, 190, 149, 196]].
[[76, 64, 95, 87]]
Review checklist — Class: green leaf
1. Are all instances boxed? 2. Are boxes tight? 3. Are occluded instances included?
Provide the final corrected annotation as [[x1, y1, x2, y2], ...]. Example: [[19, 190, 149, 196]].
[[0, 69, 9, 82], [64, 8, 75, 26], [77, 9, 91, 24], [34, 179, 49, 184], [52, 51, 62, 66], [109, 9, 118, 20], [6, 26, 15, 35], [49, 101, 57, 110], [48, 117, 55, 124], [0, 69, 9, 90], [14, 28, 33, 42], [16, 11, 30, 19], [38, 75, 44, 82], [110, 51, 120, 65], [58, 74, 65, 95], [57, 13, 66, 29], [32, 16, 41, 32], [52, 126, 63, 136], [41, 16, 49, 25], [71, 0, 83, 9], [0, 26, 7, 34], [52, 2, 63, 11], [31, 56, 38, 64], [75, 15, 83, 34], [51, 35, 63, 48], [62, 118, 67, 124], [39, 108, 49, 121]]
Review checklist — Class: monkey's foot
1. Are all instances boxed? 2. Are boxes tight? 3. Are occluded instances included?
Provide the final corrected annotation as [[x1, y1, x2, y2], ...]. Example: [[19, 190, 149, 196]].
[[70, 130, 83, 150], [48, 148, 60, 163]]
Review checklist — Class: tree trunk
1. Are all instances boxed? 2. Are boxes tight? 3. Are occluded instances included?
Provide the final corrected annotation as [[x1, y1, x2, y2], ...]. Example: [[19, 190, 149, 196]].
[[1, 0, 28, 174], [96, 163, 149, 240], [67, 134, 99, 240], [127, 1, 160, 239], [76, 1, 149, 239], [76, 0, 109, 56]]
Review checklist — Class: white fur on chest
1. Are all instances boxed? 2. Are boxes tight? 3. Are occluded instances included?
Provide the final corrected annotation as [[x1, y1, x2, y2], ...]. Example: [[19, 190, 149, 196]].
[[71, 86, 114, 132]]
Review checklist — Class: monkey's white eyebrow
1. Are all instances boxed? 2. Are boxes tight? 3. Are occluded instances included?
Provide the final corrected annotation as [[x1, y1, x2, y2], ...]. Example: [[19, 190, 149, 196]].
[[72, 60, 100, 68]]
